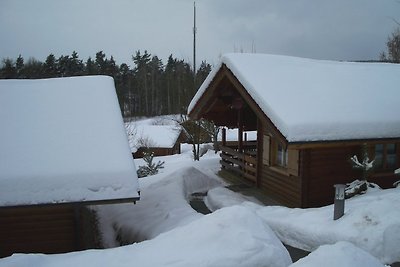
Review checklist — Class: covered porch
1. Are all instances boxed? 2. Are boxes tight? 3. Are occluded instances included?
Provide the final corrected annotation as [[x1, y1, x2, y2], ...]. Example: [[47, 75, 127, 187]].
[[188, 65, 273, 187], [219, 129, 258, 184]]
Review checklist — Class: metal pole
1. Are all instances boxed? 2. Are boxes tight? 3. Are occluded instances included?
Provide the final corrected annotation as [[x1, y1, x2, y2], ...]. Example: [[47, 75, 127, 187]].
[[333, 184, 345, 220], [193, 1, 197, 79]]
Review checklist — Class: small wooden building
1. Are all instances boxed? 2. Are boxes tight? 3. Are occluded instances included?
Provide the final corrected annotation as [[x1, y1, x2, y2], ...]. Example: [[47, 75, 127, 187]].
[[188, 53, 400, 208], [127, 123, 184, 158], [0, 76, 140, 257]]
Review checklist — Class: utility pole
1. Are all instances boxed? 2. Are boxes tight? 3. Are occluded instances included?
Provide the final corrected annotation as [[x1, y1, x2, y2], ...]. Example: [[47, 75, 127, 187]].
[[193, 1, 197, 86]]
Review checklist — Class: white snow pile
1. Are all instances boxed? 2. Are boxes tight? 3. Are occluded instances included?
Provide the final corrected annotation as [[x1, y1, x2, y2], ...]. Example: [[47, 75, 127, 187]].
[[290, 241, 385, 267], [0, 149, 292, 267], [0, 143, 398, 266], [125, 115, 181, 153], [205, 186, 262, 212], [0, 76, 139, 206], [252, 188, 400, 264], [189, 53, 400, 142], [96, 166, 221, 245], [0, 206, 291, 267]]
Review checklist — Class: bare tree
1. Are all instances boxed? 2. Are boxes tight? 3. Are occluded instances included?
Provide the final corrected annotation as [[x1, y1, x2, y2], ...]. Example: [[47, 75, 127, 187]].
[[381, 26, 400, 63], [177, 114, 215, 161]]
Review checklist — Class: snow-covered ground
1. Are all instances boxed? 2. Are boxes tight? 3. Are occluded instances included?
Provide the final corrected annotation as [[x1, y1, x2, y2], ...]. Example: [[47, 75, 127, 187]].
[[1, 145, 399, 266]]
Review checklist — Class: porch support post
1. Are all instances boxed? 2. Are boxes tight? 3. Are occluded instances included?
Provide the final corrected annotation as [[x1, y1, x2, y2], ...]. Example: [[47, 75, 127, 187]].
[[222, 127, 226, 147], [238, 108, 243, 154], [256, 118, 263, 187]]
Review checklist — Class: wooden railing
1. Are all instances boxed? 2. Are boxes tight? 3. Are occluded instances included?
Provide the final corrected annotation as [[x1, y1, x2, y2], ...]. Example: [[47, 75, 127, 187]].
[[220, 143, 257, 183]]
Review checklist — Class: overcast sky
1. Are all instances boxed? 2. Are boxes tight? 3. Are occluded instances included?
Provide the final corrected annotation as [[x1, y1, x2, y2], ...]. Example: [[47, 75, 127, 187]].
[[0, 0, 399, 68]]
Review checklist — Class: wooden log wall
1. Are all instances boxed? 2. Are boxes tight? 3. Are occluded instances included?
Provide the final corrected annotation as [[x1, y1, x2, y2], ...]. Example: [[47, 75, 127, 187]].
[[301, 146, 359, 207], [0, 206, 76, 258], [260, 166, 302, 207], [302, 143, 400, 207]]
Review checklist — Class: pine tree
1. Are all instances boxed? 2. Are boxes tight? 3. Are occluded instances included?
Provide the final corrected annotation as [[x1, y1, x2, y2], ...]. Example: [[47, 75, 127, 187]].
[[137, 151, 165, 178], [85, 57, 96, 75], [15, 55, 24, 78], [0, 58, 17, 78], [43, 54, 57, 78]]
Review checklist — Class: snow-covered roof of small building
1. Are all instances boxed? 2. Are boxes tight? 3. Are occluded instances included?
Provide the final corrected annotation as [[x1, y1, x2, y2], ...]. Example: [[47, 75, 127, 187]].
[[189, 53, 400, 142], [126, 117, 181, 153], [0, 76, 139, 207]]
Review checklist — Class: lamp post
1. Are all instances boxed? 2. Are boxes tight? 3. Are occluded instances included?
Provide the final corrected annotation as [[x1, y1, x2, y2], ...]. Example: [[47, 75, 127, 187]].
[[333, 184, 345, 220]]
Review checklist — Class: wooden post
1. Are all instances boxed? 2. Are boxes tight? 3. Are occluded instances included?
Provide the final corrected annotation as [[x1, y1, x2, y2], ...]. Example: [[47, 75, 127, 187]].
[[222, 127, 226, 147], [221, 127, 226, 170], [256, 119, 263, 187], [238, 108, 243, 154]]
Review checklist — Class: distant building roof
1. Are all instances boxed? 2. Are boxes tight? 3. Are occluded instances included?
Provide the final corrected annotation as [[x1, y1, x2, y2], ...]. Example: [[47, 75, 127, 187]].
[[0, 76, 139, 207], [189, 53, 400, 142], [126, 117, 182, 153]]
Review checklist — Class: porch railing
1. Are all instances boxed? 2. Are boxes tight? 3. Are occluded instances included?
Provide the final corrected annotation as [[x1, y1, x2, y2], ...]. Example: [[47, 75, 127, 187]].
[[220, 142, 257, 183]]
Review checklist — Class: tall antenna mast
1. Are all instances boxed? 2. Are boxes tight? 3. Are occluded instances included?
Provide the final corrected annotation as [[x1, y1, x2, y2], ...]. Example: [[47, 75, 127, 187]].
[[193, 1, 197, 79]]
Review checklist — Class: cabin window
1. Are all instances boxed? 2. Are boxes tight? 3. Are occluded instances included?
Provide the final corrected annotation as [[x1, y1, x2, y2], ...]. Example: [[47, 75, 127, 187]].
[[374, 143, 397, 170], [276, 142, 288, 167], [269, 139, 299, 176]]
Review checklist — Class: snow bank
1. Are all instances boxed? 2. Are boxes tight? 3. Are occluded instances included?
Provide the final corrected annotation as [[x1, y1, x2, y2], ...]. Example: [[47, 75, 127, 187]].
[[290, 241, 385, 267], [1, 206, 292, 267], [0, 76, 139, 206], [205, 187, 261, 212], [96, 166, 222, 246], [254, 188, 400, 264], [189, 53, 400, 142]]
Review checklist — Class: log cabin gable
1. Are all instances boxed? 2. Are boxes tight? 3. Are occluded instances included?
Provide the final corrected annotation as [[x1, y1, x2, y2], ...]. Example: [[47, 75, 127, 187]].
[[189, 63, 300, 180], [189, 64, 288, 144]]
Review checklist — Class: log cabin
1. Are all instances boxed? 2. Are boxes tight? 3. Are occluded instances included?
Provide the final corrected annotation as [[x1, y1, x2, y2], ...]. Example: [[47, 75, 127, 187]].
[[0, 76, 140, 257], [188, 53, 400, 208], [126, 121, 185, 158]]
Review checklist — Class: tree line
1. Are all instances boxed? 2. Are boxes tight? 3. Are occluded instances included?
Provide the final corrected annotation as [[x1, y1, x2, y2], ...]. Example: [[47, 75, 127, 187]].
[[0, 50, 212, 117]]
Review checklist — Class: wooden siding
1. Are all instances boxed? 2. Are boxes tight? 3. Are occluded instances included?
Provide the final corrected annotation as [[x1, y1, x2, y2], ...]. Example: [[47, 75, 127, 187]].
[[302, 143, 400, 207], [0, 205, 101, 258], [260, 165, 302, 207], [133, 142, 181, 158], [0, 206, 76, 258]]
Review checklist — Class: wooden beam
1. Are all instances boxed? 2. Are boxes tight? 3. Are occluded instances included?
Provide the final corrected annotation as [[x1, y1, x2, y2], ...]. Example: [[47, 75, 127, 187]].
[[0, 197, 140, 210], [289, 138, 400, 149], [238, 107, 243, 154], [256, 118, 264, 187], [222, 128, 226, 147]]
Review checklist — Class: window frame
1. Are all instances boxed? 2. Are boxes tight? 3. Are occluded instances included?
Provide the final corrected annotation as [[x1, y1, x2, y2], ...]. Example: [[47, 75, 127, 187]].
[[373, 143, 398, 171], [266, 137, 299, 176]]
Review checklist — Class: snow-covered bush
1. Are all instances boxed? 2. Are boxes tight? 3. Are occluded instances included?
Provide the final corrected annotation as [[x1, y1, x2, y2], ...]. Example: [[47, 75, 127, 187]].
[[350, 144, 375, 181], [137, 151, 164, 178], [344, 179, 380, 199], [346, 144, 378, 198]]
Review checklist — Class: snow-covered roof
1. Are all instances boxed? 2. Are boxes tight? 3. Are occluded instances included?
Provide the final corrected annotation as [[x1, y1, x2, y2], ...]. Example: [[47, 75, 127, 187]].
[[0, 76, 139, 207], [189, 53, 400, 142], [126, 117, 181, 153]]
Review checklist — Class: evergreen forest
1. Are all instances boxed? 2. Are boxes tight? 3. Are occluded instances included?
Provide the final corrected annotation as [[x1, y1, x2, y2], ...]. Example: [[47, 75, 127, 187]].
[[0, 51, 212, 117]]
